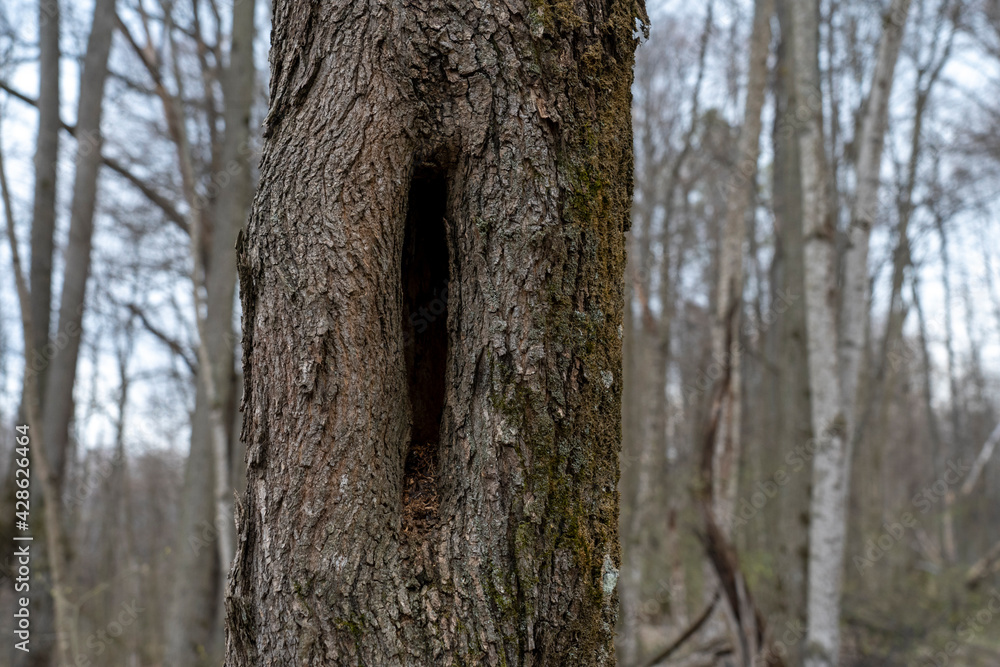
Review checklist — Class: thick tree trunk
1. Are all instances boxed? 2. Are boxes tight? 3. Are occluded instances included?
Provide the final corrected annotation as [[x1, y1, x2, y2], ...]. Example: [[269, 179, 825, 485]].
[[226, 1, 643, 664]]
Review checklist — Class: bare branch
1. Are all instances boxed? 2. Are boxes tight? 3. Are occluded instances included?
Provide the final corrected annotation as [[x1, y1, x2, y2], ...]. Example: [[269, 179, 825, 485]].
[[126, 303, 198, 375], [0, 79, 190, 234]]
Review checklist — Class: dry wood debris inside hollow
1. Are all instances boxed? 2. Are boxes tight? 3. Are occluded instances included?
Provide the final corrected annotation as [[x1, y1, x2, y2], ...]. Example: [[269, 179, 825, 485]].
[[400, 166, 449, 535]]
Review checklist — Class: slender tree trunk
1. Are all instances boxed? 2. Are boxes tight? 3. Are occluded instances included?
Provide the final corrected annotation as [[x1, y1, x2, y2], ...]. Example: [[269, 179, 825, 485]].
[[838, 0, 911, 453], [6, 4, 60, 664], [8, 0, 61, 665], [911, 274, 944, 463], [792, 1, 847, 665], [164, 0, 256, 662], [710, 0, 772, 535], [41, 0, 117, 485], [757, 3, 811, 661], [935, 213, 961, 564], [29, 0, 60, 391], [226, 2, 643, 664], [854, 81, 929, 549], [165, 380, 223, 666], [618, 193, 657, 665], [796, 1, 910, 664], [20, 0, 117, 662], [200, 0, 256, 589], [618, 245, 643, 666]]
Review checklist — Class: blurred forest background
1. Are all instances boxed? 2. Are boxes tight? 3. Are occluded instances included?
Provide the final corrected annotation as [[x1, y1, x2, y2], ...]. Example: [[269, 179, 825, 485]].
[[0, 0, 999, 665]]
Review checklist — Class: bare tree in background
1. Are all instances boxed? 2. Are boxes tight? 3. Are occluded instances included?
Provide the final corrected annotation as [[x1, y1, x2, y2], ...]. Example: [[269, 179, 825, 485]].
[[710, 0, 772, 536], [794, 0, 911, 665], [113, 0, 259, 662], [2, 0, 117, 662]]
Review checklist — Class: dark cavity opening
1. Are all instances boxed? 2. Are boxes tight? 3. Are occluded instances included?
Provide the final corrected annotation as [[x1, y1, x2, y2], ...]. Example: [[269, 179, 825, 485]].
[[401, 166, 449, 532]]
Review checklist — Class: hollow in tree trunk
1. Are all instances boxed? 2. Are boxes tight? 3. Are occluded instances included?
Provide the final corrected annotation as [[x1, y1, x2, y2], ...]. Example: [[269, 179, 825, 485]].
[[226, 1, 645, 665]]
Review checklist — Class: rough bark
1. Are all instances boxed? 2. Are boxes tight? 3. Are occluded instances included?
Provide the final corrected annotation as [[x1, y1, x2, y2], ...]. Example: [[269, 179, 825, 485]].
[[226, 1, 644, 664]]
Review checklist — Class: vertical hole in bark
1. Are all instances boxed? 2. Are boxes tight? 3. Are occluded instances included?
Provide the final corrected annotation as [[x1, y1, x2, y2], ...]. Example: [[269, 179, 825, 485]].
[[401, 167, 448, 533]]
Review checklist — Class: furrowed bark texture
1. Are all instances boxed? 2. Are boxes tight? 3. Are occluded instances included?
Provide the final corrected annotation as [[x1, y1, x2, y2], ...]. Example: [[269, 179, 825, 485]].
[[227, 1, 644, 665]]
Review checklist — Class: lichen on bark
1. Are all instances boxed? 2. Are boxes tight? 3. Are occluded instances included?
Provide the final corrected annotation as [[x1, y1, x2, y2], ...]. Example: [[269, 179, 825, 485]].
[[226, 1, 645, 665]]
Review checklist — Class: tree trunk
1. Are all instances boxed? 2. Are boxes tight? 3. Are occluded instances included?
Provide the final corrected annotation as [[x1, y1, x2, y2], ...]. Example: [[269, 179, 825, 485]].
[[164, 0, 256, 662], [29, 0, 60, 393], [41, 0, 117, 487], [837, 0, 911, 466], [226, 1, 644, 664], [165, 379, 224, 666], [791, 1, 845, 665], [7, 3, 60, 664], [22, 0, 117, 662], [795, 1, 910, 665], [710, 0, 772, 535], [757, 3, 811, 663]]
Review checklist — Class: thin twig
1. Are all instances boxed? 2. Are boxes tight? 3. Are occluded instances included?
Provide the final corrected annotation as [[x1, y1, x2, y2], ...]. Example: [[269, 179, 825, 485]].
[[642, 592, 721, 667]]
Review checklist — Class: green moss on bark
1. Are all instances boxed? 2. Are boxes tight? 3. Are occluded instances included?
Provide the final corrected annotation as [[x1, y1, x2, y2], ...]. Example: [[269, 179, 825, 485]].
[[485, 1, 644, 660]]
